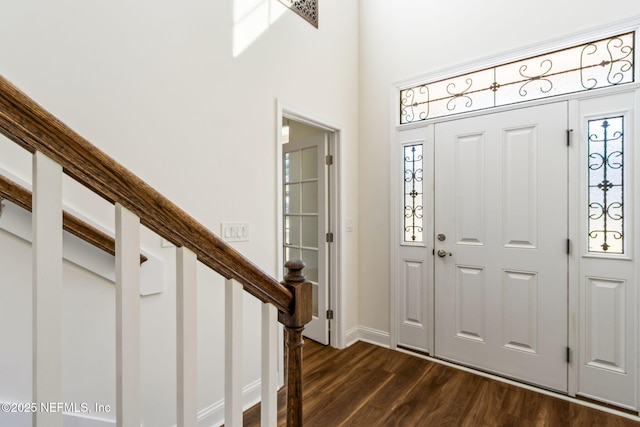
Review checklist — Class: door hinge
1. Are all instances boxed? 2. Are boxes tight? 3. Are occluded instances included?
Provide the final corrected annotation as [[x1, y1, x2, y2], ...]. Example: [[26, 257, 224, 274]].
[[566, 346, 572, 364], [567, 238, 570, 255], [326, 232, 334, 243], [566, 129, 573, 146], [325, 155, 333, 165], [326, 309, 334, 320]]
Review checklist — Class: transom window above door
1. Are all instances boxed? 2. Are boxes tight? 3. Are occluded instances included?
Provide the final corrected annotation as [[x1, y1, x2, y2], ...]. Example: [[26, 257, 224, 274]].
[[400, 32, 634, 124]]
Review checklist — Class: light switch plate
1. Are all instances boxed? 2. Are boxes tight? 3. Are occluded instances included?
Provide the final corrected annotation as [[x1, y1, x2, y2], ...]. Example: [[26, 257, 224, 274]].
[[221, 222, 250, 242]]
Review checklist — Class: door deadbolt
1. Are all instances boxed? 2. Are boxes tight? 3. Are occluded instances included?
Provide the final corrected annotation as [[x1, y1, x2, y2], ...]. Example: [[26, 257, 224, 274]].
[[437, 233, 446, 241]]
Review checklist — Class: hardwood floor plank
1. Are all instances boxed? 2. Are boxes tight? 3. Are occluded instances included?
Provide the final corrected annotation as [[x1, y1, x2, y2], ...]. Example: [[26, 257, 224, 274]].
[[305, 366, 393, 426], [242, 340, 640, 426]]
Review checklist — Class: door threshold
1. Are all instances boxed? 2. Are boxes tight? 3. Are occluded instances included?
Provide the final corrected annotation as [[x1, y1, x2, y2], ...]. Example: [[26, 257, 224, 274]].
[[397, 344, 430, 357]]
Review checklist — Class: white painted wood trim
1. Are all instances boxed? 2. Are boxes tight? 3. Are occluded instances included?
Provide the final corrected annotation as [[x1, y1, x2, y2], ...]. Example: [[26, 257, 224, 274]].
[[225, 278, 243, 426], [567, 99, 580, 398], [177, 247, 198, 427], [115, 204, 141, 427], [32, 152, 63, 427], [261, 303, 278, 427]]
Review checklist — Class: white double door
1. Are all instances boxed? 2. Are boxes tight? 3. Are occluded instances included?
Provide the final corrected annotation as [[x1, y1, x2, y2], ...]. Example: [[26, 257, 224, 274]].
[[433, 102, 568, 392]]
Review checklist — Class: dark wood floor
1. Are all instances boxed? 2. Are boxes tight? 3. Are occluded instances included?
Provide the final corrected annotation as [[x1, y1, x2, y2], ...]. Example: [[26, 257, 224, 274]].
[[243, 339, 640, 426]]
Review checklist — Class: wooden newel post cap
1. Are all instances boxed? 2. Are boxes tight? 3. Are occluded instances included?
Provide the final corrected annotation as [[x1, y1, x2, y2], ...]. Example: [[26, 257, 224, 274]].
[[284, 259, 306, 283], [279, 259, 313, 328]]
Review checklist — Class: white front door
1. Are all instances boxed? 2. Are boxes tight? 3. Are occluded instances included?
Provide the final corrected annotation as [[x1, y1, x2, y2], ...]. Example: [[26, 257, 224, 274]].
[[434, 102, 568, 392], [283, 132, 330, 344]]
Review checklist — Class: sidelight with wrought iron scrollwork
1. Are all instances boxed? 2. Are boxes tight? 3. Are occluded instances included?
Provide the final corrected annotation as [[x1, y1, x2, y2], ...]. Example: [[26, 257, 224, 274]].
[[404, 144, 424, 243], [588, 116, 624, 254]]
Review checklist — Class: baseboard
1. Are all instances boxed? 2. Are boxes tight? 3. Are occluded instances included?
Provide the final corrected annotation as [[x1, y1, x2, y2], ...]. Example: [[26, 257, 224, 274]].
[[197, 378, 262, 427], [345, 326, 390, 348]]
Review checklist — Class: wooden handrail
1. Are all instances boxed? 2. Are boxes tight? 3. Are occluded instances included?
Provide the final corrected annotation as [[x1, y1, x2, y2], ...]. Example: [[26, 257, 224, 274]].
[[0, 75, 294, 315], [0, 174, 148, 264]]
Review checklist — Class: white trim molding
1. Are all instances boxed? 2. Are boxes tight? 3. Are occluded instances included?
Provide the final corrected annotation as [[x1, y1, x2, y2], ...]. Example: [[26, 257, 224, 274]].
[[345, 326, 390, 348]]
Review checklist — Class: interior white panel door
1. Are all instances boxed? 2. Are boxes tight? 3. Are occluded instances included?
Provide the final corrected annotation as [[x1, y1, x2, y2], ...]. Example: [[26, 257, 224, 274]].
[[434, 102, 568, 392]]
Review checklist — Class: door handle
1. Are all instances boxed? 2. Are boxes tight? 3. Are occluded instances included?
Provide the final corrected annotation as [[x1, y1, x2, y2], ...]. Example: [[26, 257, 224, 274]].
[[437, 249, 452, 258]]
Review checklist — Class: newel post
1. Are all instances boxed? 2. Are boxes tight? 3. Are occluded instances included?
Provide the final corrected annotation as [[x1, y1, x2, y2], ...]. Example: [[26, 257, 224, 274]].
[[278, 260, 312, 427]]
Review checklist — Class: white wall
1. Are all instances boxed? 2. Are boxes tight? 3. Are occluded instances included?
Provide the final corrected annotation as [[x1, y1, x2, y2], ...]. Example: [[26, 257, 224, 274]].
[[0, 0, 359, 425], [358, 1, 640, 334]]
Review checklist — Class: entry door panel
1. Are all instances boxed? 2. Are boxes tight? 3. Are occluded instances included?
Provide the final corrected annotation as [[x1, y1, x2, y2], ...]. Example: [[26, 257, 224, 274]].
[[434, 103, 568, 392]]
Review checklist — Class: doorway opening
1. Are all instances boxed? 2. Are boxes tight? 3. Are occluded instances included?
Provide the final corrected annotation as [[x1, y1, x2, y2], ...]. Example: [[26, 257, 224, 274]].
[[276, 106, 341, 347]]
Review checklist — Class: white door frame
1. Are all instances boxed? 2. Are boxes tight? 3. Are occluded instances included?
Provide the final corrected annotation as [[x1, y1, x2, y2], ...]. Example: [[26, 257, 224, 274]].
[[276, 99, 344, 348]]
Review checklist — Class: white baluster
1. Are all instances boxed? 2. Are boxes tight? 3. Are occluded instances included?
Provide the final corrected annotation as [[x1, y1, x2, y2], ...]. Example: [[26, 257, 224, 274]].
[[176, 247, 197, 427], [115, 204, 141, 427], [32, 152, 63, 427], [225, 278, 243, 426], [261, 303, 278, 427]]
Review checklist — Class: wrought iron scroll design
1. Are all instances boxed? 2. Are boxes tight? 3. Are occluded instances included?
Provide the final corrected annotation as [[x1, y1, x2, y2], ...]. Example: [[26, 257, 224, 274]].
[[279, 0, 318, 28], [404, 144, 423, 243], [400, 32, 634, 124], [588, 116, 624, 254]]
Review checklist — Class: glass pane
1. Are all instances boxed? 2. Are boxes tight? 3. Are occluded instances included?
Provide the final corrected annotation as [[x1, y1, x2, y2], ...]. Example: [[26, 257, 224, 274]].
[[285, 215, 300, 246], [588, 116, 624, 254], [302, 248, 318, 282], [284, 247, 301, 263], [284, 151, 300, 183], [302, 146, 318, 180], [285, 183, 300, 214], [404, 144, 424, 243], [301, 216, 318, 248], [301, 181, 318, 214]]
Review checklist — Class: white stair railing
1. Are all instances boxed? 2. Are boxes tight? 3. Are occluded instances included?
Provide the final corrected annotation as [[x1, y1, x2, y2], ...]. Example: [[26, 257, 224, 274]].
[[26, 149, 287, 427]]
